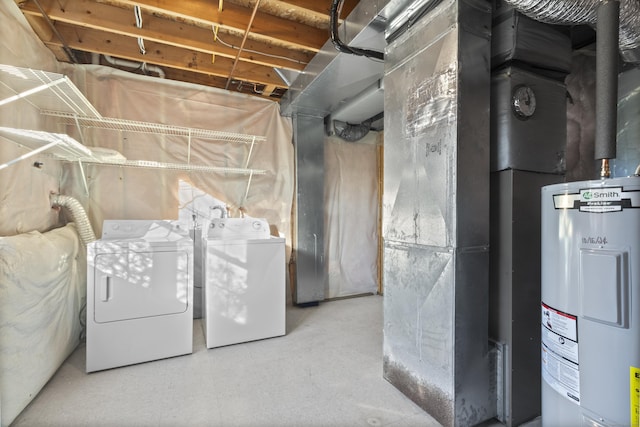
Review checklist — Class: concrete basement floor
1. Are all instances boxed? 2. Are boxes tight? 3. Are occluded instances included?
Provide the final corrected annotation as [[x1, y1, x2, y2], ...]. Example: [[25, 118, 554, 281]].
[[12, 295, 445, 427]]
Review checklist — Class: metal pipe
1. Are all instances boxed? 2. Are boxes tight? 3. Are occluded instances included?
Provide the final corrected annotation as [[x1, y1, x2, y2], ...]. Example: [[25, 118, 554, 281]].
[[273, 67, 292, 87], [102, 54, 165, 79], [225, 0, 261, 90], [32, 0, 79, 64], [595, 0, 620, 178], [601, 158, 612, 178], [210, 205, 228, 218]]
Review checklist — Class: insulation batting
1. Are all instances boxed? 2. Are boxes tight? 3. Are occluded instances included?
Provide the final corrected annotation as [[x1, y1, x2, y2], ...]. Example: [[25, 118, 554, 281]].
[[612, 66, 640, 177], [0, 224, 86, 427], [565, 54, 598, 181]]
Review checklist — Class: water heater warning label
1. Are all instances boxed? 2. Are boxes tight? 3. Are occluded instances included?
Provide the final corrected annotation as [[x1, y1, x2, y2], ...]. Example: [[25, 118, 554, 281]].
[[542, 302, 580, 405]]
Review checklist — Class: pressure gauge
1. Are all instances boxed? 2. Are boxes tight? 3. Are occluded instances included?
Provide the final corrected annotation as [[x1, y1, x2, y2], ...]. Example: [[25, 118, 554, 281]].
[[512, 85, 536, 119]]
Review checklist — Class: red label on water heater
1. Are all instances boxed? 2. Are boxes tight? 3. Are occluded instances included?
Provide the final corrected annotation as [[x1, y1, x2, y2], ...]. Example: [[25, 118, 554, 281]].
[[541, 302, 581, 405]]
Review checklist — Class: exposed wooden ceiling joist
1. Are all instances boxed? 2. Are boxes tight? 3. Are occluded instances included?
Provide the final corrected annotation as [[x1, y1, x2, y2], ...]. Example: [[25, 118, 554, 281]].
[[45, 22, 286, 87], [113, 0, 329, 52], [20, 0, 312, 71], [15, 0, 360, 100]]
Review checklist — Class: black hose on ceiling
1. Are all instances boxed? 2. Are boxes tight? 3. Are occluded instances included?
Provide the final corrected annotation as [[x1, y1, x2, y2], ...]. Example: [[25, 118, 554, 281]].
[[330, 0, 384, 61]]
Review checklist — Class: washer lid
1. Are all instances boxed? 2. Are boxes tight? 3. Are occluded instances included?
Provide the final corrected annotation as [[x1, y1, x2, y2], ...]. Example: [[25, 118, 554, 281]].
[[101, 220, 190, 242]]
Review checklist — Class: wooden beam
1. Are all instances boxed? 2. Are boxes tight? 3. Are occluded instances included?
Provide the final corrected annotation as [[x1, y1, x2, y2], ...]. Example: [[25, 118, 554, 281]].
[[48, 23, 287, 88], [261, 84, 276, 97], [20, 0, 313, 71], [272, 0, 358, 18], [21, 11, 74, 63], [114, 0, 329, 51], [22, 13, 53, 41], [161, 68, 276, 98]]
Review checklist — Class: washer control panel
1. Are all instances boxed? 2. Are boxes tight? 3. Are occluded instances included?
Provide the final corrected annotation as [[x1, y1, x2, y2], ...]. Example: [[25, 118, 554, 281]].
[[207, 218, 270, 239]]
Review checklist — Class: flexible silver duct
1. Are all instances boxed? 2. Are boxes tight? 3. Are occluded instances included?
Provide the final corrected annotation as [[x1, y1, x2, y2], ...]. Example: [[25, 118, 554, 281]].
[[50, 194, 96, 244], [505, 0, 640, 62]]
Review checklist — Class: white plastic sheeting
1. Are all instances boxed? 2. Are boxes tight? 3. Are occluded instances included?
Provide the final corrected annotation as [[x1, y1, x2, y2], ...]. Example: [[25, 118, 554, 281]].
[[0, 1, 294, 240], [58, 64, 294, 241], [0, 0, 60, 236], [0, 224, 86, 427], [0, 0, 294, 424], [324, 132, 381, 298]]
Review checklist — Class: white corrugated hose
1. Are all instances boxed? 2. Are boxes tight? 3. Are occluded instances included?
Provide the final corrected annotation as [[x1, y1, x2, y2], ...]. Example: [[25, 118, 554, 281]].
[[50, 194, 96, 244]]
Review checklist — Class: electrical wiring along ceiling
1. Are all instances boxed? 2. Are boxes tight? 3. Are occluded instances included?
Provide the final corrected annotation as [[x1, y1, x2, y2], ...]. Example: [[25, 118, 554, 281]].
[[14, 0, 358, 100]]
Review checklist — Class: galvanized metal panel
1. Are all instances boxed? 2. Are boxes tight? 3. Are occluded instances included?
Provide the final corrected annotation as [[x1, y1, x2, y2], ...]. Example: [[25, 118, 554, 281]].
[[489, 170, 563, 426], [382, 0, 493, 425], [383, 243, 455, 386], [454, 0, 492, 249], [293, 114, 325, 304], [383, 245, 493, 426], [384, 0, 492, 248], [491, 5, 572, 72], [279, 1, 387, 119], [453, 248, 494, 425], [383, 17, 458, 248], [491, 67, 567, 174], [383, 243, 455, 424]]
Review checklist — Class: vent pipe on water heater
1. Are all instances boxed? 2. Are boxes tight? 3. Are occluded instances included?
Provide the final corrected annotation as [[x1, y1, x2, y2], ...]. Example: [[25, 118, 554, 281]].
[[595, 0, 620, 179]]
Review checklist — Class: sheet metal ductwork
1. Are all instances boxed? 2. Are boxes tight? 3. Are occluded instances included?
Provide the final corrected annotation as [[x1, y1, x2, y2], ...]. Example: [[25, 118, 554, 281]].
[[504, 0, 640, 62]]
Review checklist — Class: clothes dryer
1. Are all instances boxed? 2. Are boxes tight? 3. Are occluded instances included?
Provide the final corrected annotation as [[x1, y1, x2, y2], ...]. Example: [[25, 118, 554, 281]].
[[86, 220, 193, 372]]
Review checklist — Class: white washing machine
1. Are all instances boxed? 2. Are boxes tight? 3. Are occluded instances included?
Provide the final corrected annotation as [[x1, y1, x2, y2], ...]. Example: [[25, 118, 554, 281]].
[[86, 220, 193, 372], [202, 218, 285, 348]]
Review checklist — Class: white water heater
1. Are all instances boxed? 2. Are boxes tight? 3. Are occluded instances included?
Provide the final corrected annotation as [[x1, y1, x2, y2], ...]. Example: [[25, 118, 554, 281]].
[[541, 177, 640, 426]]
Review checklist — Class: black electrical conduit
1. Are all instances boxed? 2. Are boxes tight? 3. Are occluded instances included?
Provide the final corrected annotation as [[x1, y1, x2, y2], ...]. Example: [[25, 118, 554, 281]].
[[330, 0, 384, 61]]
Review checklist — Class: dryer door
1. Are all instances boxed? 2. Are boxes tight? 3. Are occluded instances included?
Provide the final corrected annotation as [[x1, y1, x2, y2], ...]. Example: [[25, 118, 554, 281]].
[[93, 249, 190, 323]]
